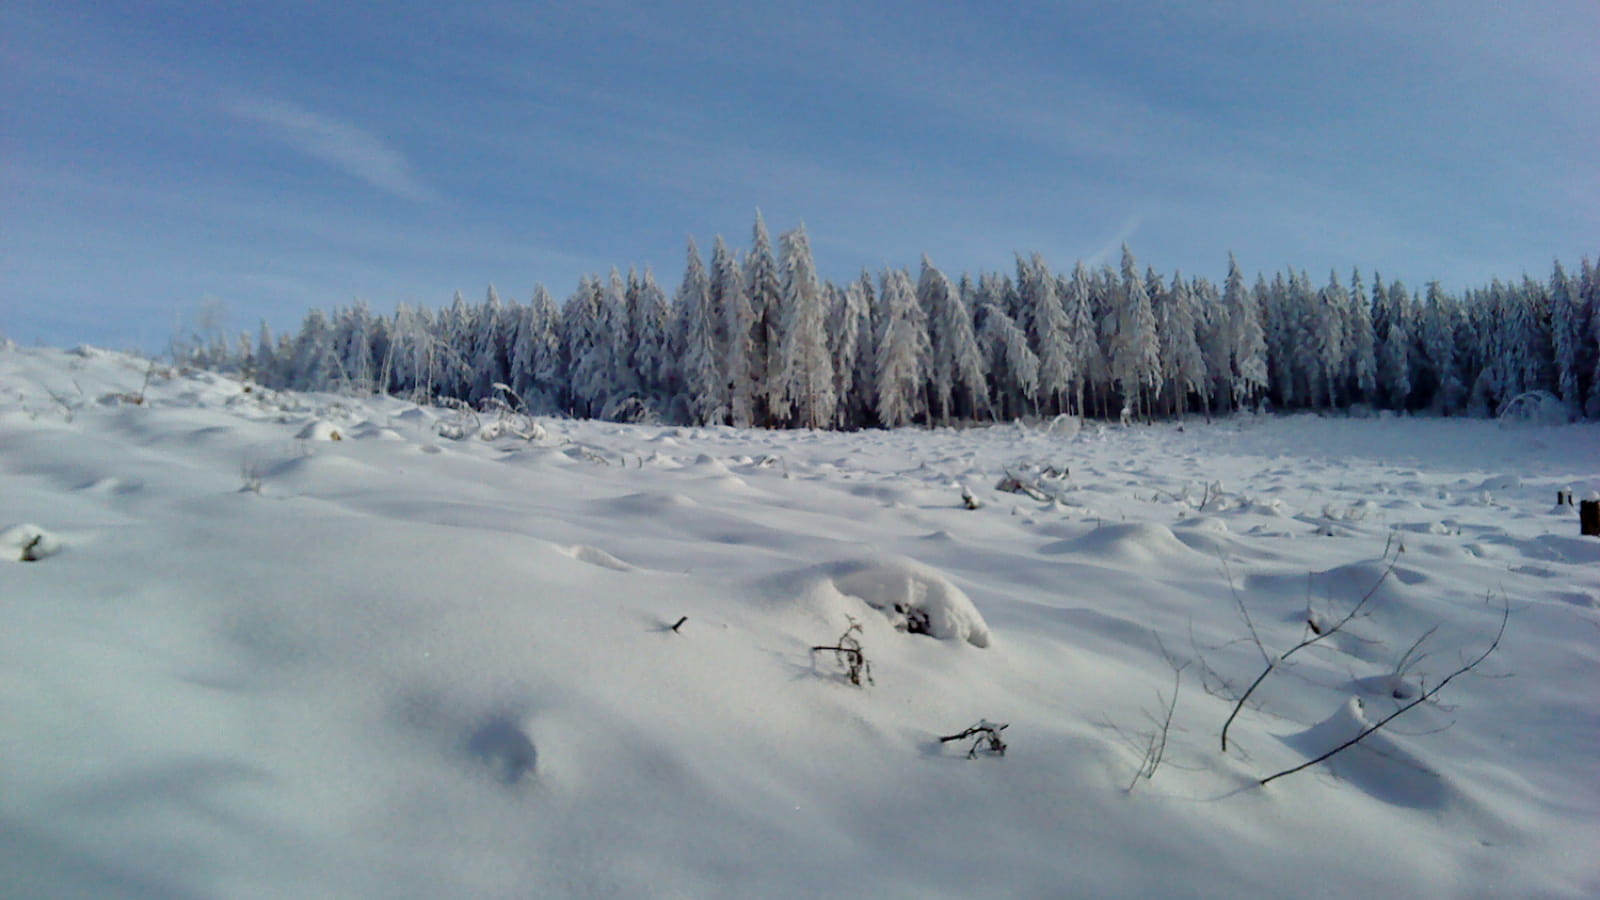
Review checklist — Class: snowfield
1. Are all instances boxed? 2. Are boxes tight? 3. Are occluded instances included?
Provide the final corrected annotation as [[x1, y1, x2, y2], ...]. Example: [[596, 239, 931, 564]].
[[3, 344, 1598, 899]]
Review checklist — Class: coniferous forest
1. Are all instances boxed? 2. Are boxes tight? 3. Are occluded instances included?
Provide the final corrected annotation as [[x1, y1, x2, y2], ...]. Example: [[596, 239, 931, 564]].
[[215, 213, 1600, 428]]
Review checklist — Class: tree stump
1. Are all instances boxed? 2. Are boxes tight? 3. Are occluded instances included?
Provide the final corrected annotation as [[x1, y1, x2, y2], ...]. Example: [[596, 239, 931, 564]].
[[1581, 499, 1600, 537]]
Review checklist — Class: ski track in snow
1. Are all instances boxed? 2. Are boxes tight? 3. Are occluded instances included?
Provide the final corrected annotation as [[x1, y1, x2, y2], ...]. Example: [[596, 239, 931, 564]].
[[3, 344, 1599, 899]]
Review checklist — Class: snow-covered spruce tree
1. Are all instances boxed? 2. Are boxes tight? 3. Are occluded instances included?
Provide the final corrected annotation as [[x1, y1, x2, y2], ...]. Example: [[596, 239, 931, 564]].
[[850, 271, 880, 427], [1082, 265, 1121, 419], [382, 303, 425, 400], [628, 268, 671, 408], [600, 270, 641, 412], [469, 285, 510, 402], [746, 211, 783, 427], [1549, 260, 1584, 415], [436, 291, 475, 400], [506, 285, 563, 412], [1421, 282, 1466, 414], [1344, 268, 1378, 405], [1515, 274, 1555, 399], [331, 301, 378, 395], [1192, 275, 1232, 415], [288, 308, 336, 392], [676, 238, 725, 426], [828, 279, 863, 428], [1584, 258, 1600, 419], [876, 267, 931, 428], [1312, 271, 1349, 410], [1375, 278, 1413, 410], [975, 273, 1039, 421], [1063, 262, 1101, 418], [1018, 253, 1074, 417], [919, 257, 989, 423], [562, 275, 615, 419], [711, 236, 755, 428], [775, 225, 836, 430], [252, 321, 280, 387], [1154, 271, 1208, 417], [1110, 246, 1161, 421]]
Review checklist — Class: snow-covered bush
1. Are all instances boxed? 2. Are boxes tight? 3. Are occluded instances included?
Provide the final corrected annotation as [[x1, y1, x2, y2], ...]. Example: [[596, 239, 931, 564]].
[[1497, 391, 1566, 426]]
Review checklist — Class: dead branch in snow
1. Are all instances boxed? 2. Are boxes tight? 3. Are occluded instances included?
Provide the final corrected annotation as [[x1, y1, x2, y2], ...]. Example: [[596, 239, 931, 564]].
[[811, 617, 873, 686], [939, 720, 1009, 759], [1219, 548, 1398, 753], [1259, 596, 1508, 786]]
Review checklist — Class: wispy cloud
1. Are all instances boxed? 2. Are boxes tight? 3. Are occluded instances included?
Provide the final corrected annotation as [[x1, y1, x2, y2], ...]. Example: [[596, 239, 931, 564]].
[[227, 98, 435, 202]]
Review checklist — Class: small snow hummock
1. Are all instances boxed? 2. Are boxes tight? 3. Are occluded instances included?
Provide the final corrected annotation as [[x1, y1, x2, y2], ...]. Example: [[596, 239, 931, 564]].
[[1, 523, 63, 561], [295, 420, 344, 441], [823, 557, 992, 648]]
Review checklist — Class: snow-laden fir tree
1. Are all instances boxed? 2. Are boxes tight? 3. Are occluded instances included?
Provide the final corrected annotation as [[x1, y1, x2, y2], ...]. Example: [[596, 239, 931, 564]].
[[850, 271, 880, 425], [919, 257, 989, 424], [975, 273, 1039, 420], [470, 285, 509, 402], [1421, 282, 1466, 414], [746, 211, 782, 426], [289, 308, 335, 393], [1345, 268, 1378, 405], [1515, 274, 1555, 399], [1192, 275, 1232, 415], [711, 236, 756, 427], [828, 277, 868, 428], [1375, 278, 1412, 410], [875, 267, 930, 428], [628, 269, 671, 405], [562, 276, 614, 419], [1018, 253, 1074, 417], [1549, 260, 1583, 415], [676, 239, 725, 425], [252, 321, 279, 388], [1584, 258, 1600, 418], [775, 225, 836, 430], [1154, 271, 1208, 417], [1062, 262, 1100, 417], [1312, 271, 1349, 409], [1110, 246, 1161, 421]]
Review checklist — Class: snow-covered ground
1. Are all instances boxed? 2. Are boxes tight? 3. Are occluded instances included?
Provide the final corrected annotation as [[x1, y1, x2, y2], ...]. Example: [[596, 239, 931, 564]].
[[3, 343, 1598, 899]]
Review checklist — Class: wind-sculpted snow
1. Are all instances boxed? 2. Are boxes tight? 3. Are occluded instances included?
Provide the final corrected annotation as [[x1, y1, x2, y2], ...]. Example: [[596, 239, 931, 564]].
[[2, 345, 1598, 899]]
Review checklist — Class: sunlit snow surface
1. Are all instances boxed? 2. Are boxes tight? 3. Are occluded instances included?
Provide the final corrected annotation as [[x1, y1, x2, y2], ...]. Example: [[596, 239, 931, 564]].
[[3, 344, 1598, 899]]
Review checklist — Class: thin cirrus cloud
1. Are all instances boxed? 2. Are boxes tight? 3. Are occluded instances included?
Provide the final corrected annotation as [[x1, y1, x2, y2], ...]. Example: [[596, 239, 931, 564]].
[[226, 97, 436, 203]]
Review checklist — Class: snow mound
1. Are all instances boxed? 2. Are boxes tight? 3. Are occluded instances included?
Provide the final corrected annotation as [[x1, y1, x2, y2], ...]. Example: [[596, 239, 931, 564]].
[[1, 523, 63, 561], [1476, 474, 1522, 491], [295, 420, 344, 441], [820, 557, 991, 648], [1277, 697, 1456, 810], [562, 544, 634, 571], [1497, 391, 1567, 426], [1046, 414, 1082, 438], [1050, 522, 1206, 566]]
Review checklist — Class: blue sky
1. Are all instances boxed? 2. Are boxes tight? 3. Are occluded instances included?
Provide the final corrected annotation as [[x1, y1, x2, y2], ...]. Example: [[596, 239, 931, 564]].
[[4, 0, 1596, 351]]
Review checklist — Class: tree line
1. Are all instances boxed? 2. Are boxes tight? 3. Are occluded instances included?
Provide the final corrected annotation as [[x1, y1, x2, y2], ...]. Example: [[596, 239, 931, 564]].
[[202, 213, 1599, 428]]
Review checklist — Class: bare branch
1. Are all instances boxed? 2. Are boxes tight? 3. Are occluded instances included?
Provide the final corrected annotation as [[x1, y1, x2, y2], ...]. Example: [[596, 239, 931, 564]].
[[1221, 549, 1397, 753], [1259, 598, 1508, 786], [811, 617, 872, 686], [939, 720, 1009, 759], [1128, 664, 1184, 791]]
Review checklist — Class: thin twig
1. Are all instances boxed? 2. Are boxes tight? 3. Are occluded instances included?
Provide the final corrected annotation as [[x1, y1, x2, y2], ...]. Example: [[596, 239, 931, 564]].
[[1221, 549, 1397, 753], [1259, 598, 1508, 786]]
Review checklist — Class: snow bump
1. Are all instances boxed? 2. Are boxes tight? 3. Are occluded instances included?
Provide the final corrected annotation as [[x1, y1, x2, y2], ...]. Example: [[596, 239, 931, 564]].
[[818, 557, 991, 648]]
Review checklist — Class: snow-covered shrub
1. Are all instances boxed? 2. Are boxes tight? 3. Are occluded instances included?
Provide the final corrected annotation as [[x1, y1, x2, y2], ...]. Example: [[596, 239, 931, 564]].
[[2, 524, 62, 561], [1497, 391, 1566, 426], [826, 557, 991, 648]]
